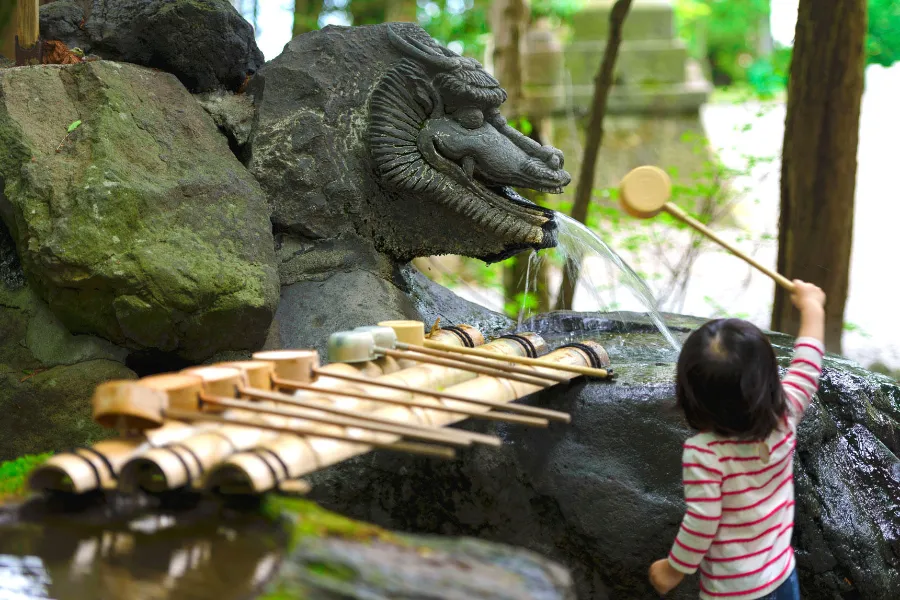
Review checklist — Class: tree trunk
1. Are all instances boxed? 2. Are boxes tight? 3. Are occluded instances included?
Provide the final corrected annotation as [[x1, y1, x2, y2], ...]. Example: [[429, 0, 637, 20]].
[[292, 0, 323, 38], [490, 0, 528, 120], [491, 0, 545, 316], [771, 0, 867, 352], [554, 0, 632, 310], [14, 0, 40, 65]]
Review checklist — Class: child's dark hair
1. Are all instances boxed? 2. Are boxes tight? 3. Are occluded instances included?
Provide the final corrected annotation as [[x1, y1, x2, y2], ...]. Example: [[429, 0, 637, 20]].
[[676, 319, 787, 440]]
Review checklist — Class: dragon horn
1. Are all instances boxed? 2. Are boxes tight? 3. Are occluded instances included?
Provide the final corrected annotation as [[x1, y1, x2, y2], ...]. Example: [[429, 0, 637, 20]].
[[387, 24, 459, 71]]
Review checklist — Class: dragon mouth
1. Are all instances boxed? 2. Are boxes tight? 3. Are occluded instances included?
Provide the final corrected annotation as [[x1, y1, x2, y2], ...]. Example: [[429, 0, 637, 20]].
[[480, 183, 560, 257], [484, 183, 558, 224], [423, 143, 561, 255]]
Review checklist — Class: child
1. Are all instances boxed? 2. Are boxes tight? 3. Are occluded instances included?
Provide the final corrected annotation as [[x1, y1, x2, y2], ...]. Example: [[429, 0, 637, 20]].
[[649, 280, 826, 599]]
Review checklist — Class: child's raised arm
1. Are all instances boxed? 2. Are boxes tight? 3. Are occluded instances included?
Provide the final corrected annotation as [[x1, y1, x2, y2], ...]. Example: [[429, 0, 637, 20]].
[[792, 280, 825, 343], [782, 280, 826, 423]]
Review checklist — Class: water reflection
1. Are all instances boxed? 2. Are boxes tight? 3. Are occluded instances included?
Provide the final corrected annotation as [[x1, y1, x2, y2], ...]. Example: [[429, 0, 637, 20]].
[[0, 505, 285, 600], [0, 555, 52, 600]]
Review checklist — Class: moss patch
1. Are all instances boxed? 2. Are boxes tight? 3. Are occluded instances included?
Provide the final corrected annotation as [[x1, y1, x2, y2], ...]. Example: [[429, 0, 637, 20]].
[[0, 453, 51, 502], [263, 496, 399, 547]]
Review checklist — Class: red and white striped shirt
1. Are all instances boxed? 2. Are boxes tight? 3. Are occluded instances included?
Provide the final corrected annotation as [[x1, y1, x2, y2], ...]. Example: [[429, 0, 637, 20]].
[[668, 337, 824, 599]]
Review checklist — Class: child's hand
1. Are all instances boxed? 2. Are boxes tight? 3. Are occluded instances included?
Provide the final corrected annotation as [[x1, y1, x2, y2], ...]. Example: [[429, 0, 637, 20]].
[[790, 280, 826, 314], [649, 559, 685, 595]]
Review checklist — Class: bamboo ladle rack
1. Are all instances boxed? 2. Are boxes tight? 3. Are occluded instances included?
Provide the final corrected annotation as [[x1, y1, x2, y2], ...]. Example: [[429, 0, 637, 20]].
[[618, 165, 795, 292]]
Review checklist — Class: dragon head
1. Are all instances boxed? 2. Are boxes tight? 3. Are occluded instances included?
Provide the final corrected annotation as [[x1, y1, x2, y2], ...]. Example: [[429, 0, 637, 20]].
[[250, 23, 571, 266], [367, 25, 570, 262]]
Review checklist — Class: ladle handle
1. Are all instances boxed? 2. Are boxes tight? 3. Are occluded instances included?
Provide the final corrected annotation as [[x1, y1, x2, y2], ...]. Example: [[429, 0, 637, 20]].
[[664, 203, 796, 293]]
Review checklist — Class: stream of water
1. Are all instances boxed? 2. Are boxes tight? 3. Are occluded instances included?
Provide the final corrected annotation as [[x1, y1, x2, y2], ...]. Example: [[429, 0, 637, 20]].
[[546, 213, 681, 351]]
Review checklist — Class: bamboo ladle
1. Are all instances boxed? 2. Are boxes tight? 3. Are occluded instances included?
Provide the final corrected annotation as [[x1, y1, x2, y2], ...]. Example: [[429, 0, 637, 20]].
[[618, 165, 795, 292]]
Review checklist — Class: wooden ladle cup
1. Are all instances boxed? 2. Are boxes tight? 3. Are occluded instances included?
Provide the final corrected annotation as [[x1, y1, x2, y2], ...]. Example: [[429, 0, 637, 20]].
[[619, 166, 795, 292]]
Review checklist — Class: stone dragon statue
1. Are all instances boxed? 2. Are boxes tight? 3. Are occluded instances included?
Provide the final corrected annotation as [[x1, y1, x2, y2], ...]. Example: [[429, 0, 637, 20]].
[[248, 22, 573, 348], [369, 25, 570, 261]]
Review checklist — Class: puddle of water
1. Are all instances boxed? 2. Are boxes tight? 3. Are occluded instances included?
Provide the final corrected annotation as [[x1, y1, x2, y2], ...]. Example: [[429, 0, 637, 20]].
[[0, 496, 286, 600]]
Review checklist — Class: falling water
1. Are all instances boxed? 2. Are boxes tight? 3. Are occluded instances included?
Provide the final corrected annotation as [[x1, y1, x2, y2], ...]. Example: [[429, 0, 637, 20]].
[[545, 213, 681, 351], [517, 250, 543, 327]]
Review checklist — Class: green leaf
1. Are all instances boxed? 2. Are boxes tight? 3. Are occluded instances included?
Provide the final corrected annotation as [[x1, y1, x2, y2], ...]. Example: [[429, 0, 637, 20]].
[[67, 120, 82, 133]]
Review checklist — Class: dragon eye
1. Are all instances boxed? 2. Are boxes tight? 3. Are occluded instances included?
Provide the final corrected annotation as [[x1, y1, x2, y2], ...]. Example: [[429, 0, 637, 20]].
[[453, 107, 484, 130]]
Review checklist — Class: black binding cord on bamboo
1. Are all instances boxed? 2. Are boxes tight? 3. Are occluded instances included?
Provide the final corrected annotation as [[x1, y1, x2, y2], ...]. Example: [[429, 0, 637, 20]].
[[499, 334, 538, 358], [441, 326, 476, 347]]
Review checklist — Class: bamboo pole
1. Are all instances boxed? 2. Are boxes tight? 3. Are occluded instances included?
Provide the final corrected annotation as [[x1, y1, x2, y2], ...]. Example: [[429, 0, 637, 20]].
[[235, 385, 502, 447], [27, 352, 429, 495], [198, 394, 478, 448], [375, 346, 561, 386], [422, 339, 613, 378], [164, 410, 455, 460], [274, 374, 550, 426], [394, 342, 570, 383]]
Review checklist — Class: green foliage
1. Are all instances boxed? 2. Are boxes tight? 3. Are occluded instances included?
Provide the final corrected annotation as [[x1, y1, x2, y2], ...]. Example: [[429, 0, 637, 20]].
[[418, 0, 490, 56], [674, 0, 776, 94], [675, 0, 899, 98], [504, 290, 538, 317], [531, 0, 582, 24], [867, 0, 900, 67], [842, 321, 871, 338], [0, 453, 51, 500], [417, 0, 585, 57]]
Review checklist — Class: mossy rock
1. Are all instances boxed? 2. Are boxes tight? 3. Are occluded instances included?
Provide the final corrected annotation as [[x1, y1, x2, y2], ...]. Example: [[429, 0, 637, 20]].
[[0, 358, 134, 461], [0, 61, 279, 361], [262, 497, 575, 600], [0, 264, 134, 461]]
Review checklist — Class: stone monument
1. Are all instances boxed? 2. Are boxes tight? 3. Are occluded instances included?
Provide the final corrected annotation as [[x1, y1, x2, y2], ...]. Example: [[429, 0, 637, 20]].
[[524, 0, 715, 196]]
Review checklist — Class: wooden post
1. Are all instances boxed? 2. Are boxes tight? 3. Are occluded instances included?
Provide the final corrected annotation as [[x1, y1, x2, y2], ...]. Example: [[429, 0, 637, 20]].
[[15, 0, 41, 66]]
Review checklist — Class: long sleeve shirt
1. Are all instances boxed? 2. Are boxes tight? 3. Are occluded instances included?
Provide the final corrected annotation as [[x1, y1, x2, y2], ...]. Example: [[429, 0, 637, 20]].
[[667, 337, 824, 599]]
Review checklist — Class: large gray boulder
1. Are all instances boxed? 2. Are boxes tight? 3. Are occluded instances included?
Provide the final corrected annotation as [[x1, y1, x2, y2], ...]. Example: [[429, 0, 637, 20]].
[[308, 313, 900, 600], [0, 61, 279, 361], [39, 0, 263, 92]]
